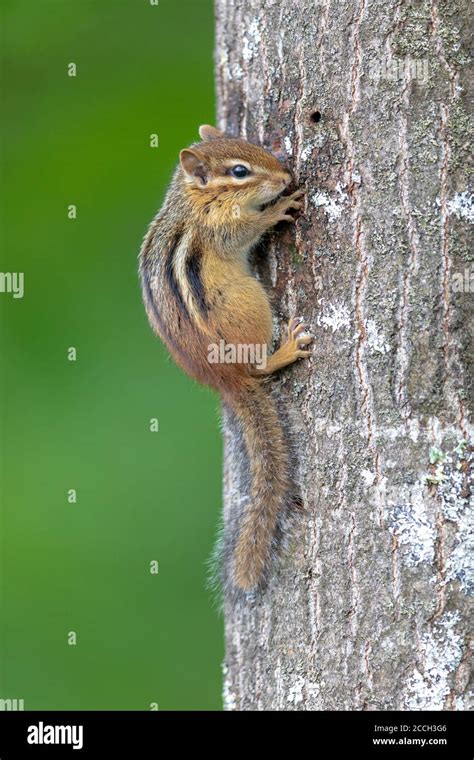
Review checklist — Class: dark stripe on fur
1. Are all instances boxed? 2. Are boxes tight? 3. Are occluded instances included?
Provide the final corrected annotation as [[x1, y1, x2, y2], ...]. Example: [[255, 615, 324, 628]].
[[140, 258, 186, 362], [186, 249, 208, 317], [140, 263, 173, 345], [164, 233, 189, 320]]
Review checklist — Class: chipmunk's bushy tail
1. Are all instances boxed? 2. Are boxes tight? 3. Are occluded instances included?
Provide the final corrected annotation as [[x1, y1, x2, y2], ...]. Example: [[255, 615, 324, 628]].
[[223, 380, 293, 593]]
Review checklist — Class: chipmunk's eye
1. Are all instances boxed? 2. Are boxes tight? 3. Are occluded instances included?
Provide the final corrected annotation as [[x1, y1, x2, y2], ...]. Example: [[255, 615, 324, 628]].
[[230, 164, 250, 179]]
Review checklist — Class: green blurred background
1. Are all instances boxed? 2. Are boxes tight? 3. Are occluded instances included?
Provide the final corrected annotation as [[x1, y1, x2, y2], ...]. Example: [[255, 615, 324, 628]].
[[0, 0, 223, 709]]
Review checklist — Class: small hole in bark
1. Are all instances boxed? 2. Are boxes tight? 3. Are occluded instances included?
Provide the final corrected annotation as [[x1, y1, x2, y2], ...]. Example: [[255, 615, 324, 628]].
[[310, 110, 322, 124]]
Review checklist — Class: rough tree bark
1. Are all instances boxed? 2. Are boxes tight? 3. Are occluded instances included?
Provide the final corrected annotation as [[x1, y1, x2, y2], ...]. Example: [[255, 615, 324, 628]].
[[215, 0, 473, 711]]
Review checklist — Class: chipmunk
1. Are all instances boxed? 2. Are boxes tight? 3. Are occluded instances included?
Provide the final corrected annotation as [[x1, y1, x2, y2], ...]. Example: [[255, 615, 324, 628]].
[[139, 125, 312, 597]]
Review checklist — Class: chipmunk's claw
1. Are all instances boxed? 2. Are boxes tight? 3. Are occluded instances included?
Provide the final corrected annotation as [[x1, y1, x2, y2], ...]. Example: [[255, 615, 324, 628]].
[[286, 317, 314, 358]]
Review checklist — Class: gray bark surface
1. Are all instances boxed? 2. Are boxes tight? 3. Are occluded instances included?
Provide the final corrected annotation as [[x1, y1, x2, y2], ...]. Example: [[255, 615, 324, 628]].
[[216, 0, 472, 710]]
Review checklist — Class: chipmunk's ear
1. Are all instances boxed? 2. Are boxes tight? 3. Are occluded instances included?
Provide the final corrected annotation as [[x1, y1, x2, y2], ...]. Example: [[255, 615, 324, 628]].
[[180, 149, 209, 185], [199, 124, 224, 141]]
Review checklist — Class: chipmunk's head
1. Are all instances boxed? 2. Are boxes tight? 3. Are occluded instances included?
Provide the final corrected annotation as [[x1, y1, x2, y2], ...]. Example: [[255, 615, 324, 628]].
[[179, 125, 292, 211]]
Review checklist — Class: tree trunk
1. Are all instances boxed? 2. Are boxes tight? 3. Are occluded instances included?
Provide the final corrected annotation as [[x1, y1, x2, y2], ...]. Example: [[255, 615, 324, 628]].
[[215, 0, 472, 711]]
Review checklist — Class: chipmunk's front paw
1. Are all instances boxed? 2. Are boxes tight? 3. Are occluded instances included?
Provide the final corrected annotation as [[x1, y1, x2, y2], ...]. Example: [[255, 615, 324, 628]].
[[286, 316, 313, 359], [274, 188, 305, 222]]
